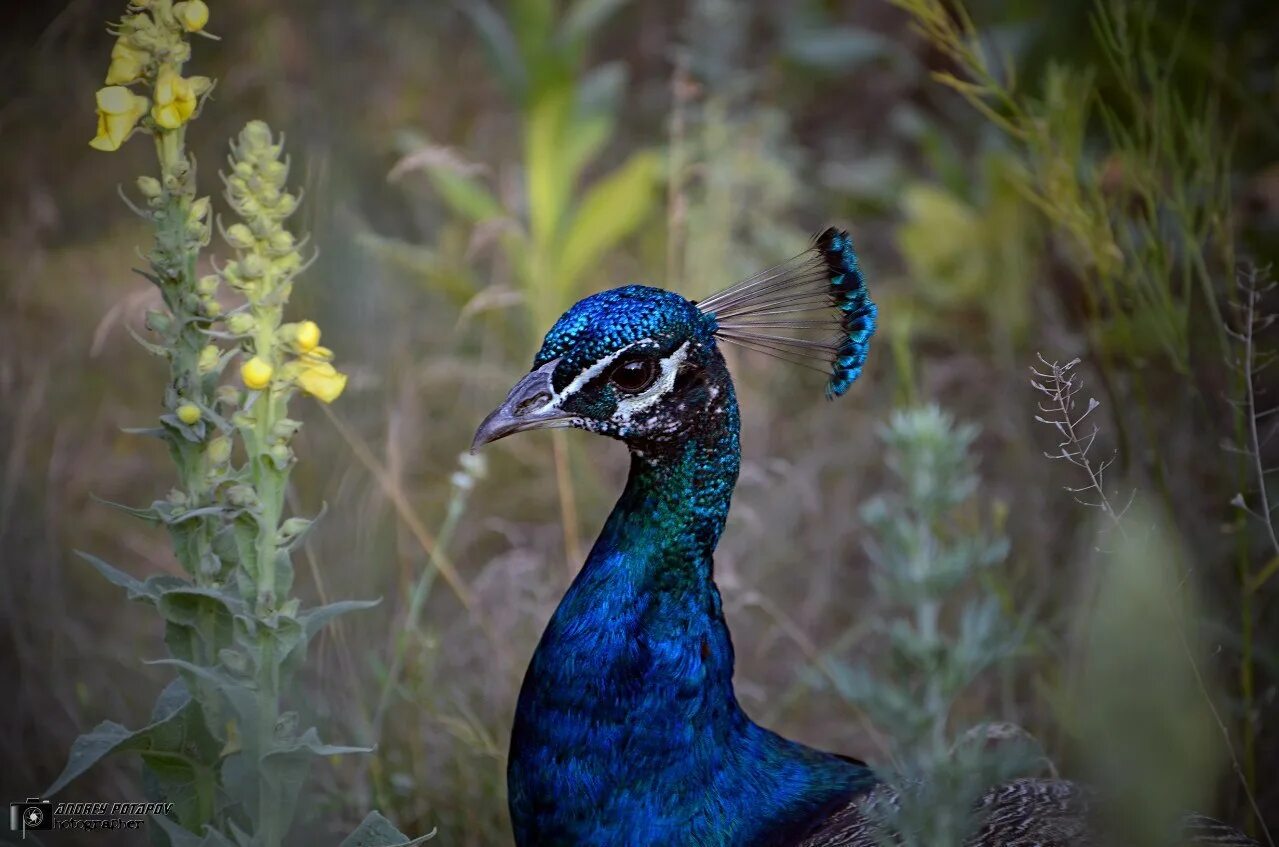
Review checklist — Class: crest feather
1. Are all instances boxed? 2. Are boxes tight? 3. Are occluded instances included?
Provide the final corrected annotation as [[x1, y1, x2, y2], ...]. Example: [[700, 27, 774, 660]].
[[696, 227, 877, 398]]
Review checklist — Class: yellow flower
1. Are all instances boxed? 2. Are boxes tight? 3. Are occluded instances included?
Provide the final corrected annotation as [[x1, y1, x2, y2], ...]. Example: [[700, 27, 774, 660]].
[[105, 39, 148, 85], [176, 402, 202, 425], [89, 86, 149, 151], [152, 67, 210, 130], [295, 360, 347, 403], [172, 0, 210, 32], [241, 356, 273, 390], [294, 320, 321, 352]]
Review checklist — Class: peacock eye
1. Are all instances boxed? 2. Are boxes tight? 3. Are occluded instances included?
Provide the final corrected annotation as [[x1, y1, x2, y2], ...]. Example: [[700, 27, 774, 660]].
[[609, 358, 659, 394]]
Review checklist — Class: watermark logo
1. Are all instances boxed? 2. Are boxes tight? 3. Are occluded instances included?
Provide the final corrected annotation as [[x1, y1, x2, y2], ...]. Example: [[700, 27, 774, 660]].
[[8, 798, 174, 839], [9, 799, 53, 837]]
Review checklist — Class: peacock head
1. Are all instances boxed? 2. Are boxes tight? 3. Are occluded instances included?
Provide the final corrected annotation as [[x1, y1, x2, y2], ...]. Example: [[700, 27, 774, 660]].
[[471, 227, 878, 453]]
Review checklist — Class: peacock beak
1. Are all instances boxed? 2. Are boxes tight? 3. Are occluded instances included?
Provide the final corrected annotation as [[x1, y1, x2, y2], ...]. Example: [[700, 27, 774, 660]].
[[471, 358, 573, 452]]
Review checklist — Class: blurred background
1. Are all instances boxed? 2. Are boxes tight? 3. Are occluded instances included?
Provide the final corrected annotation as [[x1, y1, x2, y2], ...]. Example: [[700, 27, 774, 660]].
[[2, 0, 1278, 843]]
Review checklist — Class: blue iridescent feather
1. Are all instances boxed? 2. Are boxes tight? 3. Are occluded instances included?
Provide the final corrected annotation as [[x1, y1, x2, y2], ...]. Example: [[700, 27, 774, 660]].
[[814, 228, 878, 399], [698, 227, 877, 400]]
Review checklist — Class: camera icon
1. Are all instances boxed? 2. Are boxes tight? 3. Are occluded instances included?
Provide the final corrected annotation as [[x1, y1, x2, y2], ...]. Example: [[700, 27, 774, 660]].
[[9, 798, 54, 835]]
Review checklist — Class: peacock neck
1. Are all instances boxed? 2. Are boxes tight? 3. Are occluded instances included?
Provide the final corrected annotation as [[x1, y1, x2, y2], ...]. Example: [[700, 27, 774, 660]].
[[508, 386, 873, 846]]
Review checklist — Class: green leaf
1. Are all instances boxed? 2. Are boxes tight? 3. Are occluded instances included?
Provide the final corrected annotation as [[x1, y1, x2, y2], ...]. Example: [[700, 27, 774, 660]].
[[556, 150, 661, 294], [76, 551, 152, 601], [340, 811, 436, 847], [561, 0, 628, 46], [45, 679, 218, 800], [45, 721, 136, 797], [257, 728, 372, 842], [299, 598, 381, 641], [89, 494, 161, 523], [525, 86, 573, 249], [560, 111, 614, 188], [426, 169, 504, 223], [458, 0, 527, 98]]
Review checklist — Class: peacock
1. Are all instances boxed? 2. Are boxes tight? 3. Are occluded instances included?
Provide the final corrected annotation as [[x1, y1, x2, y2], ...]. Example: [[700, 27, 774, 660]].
[[471, 228, 1259, 847]]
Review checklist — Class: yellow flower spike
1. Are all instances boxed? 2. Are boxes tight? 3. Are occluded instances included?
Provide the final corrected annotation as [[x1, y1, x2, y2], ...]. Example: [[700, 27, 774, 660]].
[[176, 402, 202, 425], [105, 39, 148, 85], [295, 361, 348, 404], [89, 86, 149, 151], [294, 320, 321, 352], [172, 0, 209, 32], [241, 356, 273, 390]]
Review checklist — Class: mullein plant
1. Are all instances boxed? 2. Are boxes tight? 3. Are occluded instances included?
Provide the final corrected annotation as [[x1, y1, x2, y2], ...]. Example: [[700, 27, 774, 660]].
[[821, 407, 1034, 845], [50, 3, 423, 845]]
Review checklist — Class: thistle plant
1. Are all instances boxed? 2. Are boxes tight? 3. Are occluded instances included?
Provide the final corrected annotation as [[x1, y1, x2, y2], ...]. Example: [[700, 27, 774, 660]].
[[47, 3, 421, 845], [822, 406, 1029, 845]]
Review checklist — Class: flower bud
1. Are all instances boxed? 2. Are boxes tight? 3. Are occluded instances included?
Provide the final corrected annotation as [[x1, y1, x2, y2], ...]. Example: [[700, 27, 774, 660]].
[[241, 356, 273, 390], [238, 254, 267, 279], [197, 344, 220, 374], [241, 120, 274, 151], [176, 402, 201, 425], [226, 312, 255, 335], [262, 161, 287, 184], [226, 485, 258, 508], [271, 253, 302, 275], [202, 298, 222, 317], [268, 230, 294, 253], [197, 273, 219, 296], [136, 175, 163, 200], [269, 443, 292, 468], [207, 435, 232, 465], [225, 223, 255, 249], [279, 517, 312, 538], [189, 196, 210, 223], [145, 309, 171, 333], [272, 418, 303, 440], [274, 193, 298, 217], [172, 0, 209, 32], [216, 385, 240, 406]]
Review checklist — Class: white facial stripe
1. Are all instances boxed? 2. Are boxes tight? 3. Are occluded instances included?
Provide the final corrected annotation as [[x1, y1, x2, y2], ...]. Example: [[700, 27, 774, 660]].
[[534, 341, 640, 414], [614, 342, 690, 423]]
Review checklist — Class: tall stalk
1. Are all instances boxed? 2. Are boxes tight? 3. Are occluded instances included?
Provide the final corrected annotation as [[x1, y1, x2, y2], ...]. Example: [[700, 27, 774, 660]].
[[48, 3, 423, 844]]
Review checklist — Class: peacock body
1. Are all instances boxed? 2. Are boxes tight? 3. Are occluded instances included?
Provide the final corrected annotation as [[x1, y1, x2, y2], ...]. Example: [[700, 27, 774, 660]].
[[472, 229, 1257, 847]]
